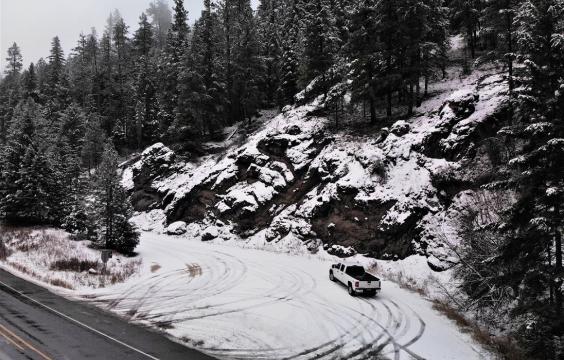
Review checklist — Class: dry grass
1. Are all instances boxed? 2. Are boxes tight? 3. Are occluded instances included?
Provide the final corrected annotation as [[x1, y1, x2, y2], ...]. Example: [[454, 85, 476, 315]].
[[50, 258, 100, 273], [150, 263, 162, 273], [186, 263, 202, 277], [0, 227, 141, 290], [433, 301, 527, 360]]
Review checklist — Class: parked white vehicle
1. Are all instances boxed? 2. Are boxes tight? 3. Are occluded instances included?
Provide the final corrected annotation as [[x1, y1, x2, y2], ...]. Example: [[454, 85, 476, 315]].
[[329, 263, 381, 296]]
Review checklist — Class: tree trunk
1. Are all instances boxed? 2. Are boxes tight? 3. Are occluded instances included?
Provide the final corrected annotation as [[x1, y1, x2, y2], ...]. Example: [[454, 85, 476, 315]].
[[335, 102, 339, 128], [369, 97, 376, 125], [416, 77, 421, 107], [387, 90, 392, 119], [424, 75, 429, 97], [555, 201, 563, 316], [407, 81, 414, 117], [469, 30, 476, 59]]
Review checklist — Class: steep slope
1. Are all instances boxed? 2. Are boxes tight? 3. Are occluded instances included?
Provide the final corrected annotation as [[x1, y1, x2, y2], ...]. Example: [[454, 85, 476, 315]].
[[124, 68, 513, 271]]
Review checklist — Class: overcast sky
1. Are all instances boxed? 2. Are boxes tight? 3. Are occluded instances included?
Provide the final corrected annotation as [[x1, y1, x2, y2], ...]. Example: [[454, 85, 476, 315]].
[[0, 0, 258, 72]]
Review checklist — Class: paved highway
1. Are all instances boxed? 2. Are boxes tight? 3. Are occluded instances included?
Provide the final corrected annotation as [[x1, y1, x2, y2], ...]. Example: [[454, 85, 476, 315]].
[[0, 269, 215, 360]]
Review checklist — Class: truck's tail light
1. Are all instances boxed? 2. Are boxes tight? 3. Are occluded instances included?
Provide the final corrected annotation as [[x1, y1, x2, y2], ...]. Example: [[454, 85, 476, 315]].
[[355, 282, 359, 288]]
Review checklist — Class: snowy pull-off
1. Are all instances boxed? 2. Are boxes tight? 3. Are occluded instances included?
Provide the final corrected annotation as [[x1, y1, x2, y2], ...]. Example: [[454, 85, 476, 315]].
[[82, 232, 488, 360]]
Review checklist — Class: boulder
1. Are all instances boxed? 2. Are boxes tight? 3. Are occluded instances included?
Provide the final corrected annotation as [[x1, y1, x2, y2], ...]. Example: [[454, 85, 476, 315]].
[[391, 121, 411, 136], [201, 227, 219, 241], [166, 221, 187, 235]]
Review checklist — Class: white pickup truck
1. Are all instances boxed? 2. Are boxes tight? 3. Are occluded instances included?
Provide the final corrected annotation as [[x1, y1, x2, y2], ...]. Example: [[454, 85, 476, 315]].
[[329, 263, 381, 296]]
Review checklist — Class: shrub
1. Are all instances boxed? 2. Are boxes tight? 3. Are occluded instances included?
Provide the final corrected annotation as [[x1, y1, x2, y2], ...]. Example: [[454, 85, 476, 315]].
[[50, 258, 99, 273]]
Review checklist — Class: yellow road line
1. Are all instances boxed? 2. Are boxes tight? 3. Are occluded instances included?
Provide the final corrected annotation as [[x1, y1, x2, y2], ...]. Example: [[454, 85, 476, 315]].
[[0, 324, 54, 360], [0, 326, 25, 351]]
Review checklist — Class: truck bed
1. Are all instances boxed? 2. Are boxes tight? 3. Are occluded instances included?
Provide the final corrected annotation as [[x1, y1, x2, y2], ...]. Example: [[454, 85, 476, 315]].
[[351, 273, 380, 282]]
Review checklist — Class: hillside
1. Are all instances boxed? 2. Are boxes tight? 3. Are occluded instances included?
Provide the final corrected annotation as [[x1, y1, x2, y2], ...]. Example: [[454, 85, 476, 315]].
[[124, 64, 511, 274]]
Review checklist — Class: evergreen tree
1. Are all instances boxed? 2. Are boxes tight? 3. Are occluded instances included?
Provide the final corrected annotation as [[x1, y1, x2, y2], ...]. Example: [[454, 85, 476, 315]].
[[0, 44, 23, 144], [347, 0, 383, 123], [112, 16, 134, 146], [0, 100, 59, 224], [277, 0, 303, 106], [257, 0, 283, 107], [158, 0, 190, 138], [449, 0, 481, 58], [480, 0, 519, 97], [93, 141, 139, 254], [21, 63, 38, 100], [5, 43, 23, 78], [133, 13, 159, 148], [220, 0, 261, 125], [302, 0, 338, 87], [81, 113, 106, 173], [147, 0, 173, 50], [47, 36, 66, 87]]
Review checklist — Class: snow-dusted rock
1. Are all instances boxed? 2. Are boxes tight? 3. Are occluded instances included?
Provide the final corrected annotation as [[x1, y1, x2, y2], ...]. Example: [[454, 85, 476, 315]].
[[201, 227, 219, 241], [166, 221, 187, 235], [390, 120, 411, 136]]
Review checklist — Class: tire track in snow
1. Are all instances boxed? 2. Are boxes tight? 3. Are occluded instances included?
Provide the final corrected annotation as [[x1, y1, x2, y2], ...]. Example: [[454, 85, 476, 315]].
[[80, 234, 477, 360]]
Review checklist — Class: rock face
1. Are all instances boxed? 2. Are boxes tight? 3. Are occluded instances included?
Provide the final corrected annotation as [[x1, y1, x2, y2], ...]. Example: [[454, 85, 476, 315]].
[[126, 72, 513, 269], [124, 143, 178, 212]]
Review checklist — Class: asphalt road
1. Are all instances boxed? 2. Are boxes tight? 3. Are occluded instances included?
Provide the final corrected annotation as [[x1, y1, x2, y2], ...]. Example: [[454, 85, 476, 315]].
[[0, 269, 215, 360]]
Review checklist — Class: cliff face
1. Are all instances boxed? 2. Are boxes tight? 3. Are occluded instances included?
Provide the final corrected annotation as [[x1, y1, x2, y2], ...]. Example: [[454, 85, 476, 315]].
[[124, 70, 515, 270]]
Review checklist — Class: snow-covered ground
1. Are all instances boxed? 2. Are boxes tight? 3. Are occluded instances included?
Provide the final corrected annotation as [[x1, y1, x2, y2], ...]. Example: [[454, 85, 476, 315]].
[[81, 232, 490, 360]]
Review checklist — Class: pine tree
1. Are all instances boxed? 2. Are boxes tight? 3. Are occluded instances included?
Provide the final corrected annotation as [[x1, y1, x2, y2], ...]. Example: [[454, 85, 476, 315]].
[[112, 16, 134, 147], [176, 0, 224, 137], [220, 0, 262, 125], [158, 0, 190, 138], [0, 99, 59, 224], [85, 29, 102, 110], [44, 36, 70, 112], [480, 0, 519, 98], [5, 43, 23, 78], [277, 0, 303, 106], [81, 113, 106, 173], [347, 0, 382, 123], [69, 33, 93, 106], [449, 0, 481, 58], [48, 36, 66, 87], [303, 0, 338, 87], [133, 13, 159, 148], [232, 0, 262, 124], [93, 141, 139, 254], [21, 63, 38, 100], [147, 0, 173, 50], [257, 0, 283, 107], [99, 31, 114, 135], [0, 44, 23, 144]]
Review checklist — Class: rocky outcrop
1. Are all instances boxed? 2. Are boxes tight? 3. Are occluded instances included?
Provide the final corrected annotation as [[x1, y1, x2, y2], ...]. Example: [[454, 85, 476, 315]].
[[126, 72, 513, 270]]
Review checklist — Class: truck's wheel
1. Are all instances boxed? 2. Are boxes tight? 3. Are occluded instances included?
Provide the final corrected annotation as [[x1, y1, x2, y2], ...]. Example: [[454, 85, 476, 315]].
[[348, 284, 355, 297], [329, 272, 335, 282]]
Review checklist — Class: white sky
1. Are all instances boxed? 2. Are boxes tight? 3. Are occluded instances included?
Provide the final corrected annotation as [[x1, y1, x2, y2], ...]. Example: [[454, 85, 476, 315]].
[[0, 0, 259, 72]]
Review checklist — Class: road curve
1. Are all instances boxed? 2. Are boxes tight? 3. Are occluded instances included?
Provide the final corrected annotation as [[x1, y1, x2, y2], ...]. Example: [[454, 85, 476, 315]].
[[0, 268, 215, 360]]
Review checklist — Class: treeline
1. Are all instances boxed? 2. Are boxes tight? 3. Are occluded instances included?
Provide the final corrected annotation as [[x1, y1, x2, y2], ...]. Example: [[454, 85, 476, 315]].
[[0, 0, 456, 151], [447, 0, 564, 358]]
